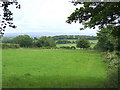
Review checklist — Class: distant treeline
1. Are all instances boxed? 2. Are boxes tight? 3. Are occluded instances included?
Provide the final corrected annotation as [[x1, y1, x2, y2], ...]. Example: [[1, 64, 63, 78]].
[[56, 40, 76, 44], [2, 35, 97, 48], [48, 35, 97, 40], [33, 35, 97, 44], [2, 35, 56, 48]]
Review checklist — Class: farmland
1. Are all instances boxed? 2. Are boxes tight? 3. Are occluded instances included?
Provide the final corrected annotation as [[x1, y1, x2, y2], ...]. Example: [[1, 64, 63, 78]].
[[56, 43, 76, 48], [56, 40, 98, 48], [2, 49, 108, 88]]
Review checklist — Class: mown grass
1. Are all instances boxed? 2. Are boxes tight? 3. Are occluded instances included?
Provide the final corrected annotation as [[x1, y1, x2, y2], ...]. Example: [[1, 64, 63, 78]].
[[2, 49, 107, 88]]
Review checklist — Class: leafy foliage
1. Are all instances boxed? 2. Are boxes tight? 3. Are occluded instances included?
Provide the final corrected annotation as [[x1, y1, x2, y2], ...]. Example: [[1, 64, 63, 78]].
[[2, 43, 20, 49], [66, 2, 120, 29], [50, 35, 97, 40], [76, 37, 90, 49], [56, 40, 71, 44], [102, 51, 119, 88], [2, 37, 13, 43], [35, 36, 56, 48], [94, 25, 119, 51], [0, 1, 20, 38], [71, 46, 76, 49], [66, 2, 120, 51], [60, 46, 71, 49], [12, 35, 33, 47]]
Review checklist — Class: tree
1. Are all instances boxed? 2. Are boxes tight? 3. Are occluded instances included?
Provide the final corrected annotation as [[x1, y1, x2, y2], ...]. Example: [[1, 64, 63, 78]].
[[66, 2, 120, 29], [71, 46, 76, 49], [12, 35, 33, 47], [66, 2, 119, 87], [56, 40, 71, 44], [76, 37, 90, 49], [2, 37, 13, 43], [0, 0, 20, 38], [35, 36, 56, 48], [66, 2, 120, 50], [33, 37, 38, 40], [94, 25, 117, 51]]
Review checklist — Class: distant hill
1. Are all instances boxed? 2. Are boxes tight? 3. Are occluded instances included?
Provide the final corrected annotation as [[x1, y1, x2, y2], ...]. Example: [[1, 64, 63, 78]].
[[3, 32, 97, 38]]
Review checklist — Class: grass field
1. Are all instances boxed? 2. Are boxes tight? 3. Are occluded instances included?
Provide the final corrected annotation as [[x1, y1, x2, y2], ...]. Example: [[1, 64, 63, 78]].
[[2, 49, 108, 88], [89, 40, 98, 48], [89, 40, 98, 43], [56, 44, 76, 48]]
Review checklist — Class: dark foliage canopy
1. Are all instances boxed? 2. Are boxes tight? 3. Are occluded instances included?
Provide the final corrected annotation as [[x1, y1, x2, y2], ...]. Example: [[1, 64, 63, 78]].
[[35, 36, 56, 48], [12, 35, 33, 47], [76, 37, 90, 49], [66, 2, 120, 51], [66, 2, 120, 29]]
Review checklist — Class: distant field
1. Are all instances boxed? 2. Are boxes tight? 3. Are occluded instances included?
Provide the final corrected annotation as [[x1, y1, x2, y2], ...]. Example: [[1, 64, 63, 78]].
[[2, 49, 107, 88], [89, 40, 98, 48], [56, 44, 76, 48], [89, 40, 98, 43], [56, 40, 98, 48], [55, 39, 76, 42]]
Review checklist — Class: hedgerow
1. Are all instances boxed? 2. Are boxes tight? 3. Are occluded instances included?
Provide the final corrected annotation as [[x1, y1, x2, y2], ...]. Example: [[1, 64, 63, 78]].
[[2, 43, 20, 49], [103, 51, 119, 88]]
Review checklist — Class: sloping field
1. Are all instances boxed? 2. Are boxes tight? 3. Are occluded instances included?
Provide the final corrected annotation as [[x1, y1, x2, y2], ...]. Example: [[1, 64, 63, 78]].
[[2, 49, 107, 88]]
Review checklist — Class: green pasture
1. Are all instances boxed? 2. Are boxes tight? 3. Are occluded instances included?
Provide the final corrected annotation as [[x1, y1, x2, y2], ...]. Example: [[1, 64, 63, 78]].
[[56, 40, 98, 48], [56, 44, 76, 48], [55, 39, 76, 43], [89, 40, 98, 43], [2, 49, 107, 88], [89, 40, 98, 48]]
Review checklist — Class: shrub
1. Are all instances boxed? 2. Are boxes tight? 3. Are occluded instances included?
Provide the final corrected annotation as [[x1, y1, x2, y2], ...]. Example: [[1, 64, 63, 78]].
[[95, 25, 119, 52], [60, 46, 71, 49], [71, 46, 76, 49], [2, 43, 20, 49], [56, 40, 71, 44], [14, 44, 20, 48], [103, 51, 119, 70], [35, 36, 56, 48], [103, 51, 119, 88], [76, 37, 90, 49], [12, 35, 33, 47], [42, 47, 51, 49]]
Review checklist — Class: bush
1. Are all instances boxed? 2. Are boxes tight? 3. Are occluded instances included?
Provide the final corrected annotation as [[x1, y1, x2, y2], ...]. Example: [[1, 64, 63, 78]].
[[12, 35, 33, 47], [95, 25, 118, 52], [2, 43, 20, 49], [56, 40, 71, 44], [2, 37, 13, 43], [60, 46, 71, 49], [35, 36, 56, 48], [104, 71, 118, 88], [102, 51, 119, 88], [71, 46, 76, 49], [76, 37, 90, 49], [14, 44, 20, 48], [103, 51, 119, 70], [39, 46, 57, 49]]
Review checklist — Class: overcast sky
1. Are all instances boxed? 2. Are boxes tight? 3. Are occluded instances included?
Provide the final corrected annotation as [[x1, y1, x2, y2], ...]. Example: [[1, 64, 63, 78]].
[[3, 0, 98, 36]]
